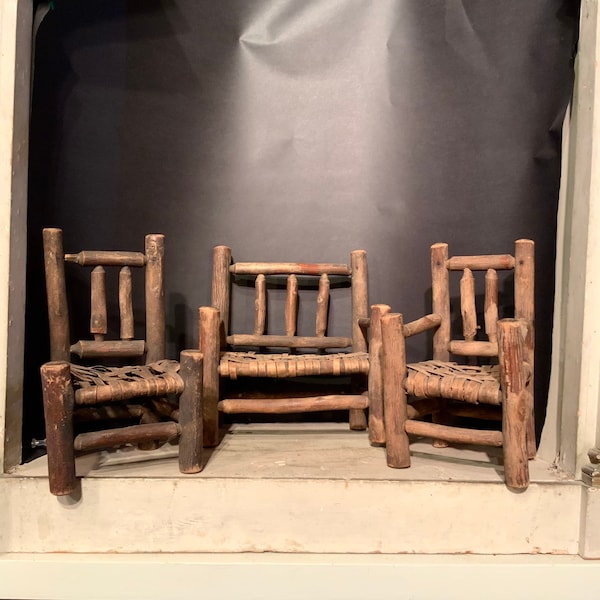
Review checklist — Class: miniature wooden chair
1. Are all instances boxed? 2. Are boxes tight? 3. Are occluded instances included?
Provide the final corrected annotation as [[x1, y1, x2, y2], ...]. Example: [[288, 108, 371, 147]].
[[381, 240, 535, 489], [40, 228, 203, 496], [199, 246, 389, 447]]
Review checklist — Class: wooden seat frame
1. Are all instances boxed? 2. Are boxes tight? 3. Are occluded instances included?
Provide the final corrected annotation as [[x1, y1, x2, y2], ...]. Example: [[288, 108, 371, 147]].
[[199, 246, 388, 447], [40, 228, 203, 496], [381, 239, 535, 489]]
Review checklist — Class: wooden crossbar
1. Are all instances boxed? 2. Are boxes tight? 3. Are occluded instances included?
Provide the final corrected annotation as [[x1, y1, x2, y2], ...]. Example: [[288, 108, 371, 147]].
[[64, 251, 146, 267], [446, 254, 515, 271], [219, 395, 369, 414], [484, 269, 499, 343], [226, 334, 352, 349], [70, 339, 146, 359], [230, 262, 352, 276], [90, 266, 107, 338], [119, 266, 134, 340]]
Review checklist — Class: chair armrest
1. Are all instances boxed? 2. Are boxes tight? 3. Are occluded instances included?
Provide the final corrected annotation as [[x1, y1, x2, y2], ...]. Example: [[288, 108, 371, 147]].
[[403, 313, 442, 338]]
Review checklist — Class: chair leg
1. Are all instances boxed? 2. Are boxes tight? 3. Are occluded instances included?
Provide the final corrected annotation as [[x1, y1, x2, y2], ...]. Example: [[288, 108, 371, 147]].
[[498, 319, 529, 490], [381, 313, 411, 468], [367, 304, 391, 445], [178, 350, 203, 473], [199, 307, 221, 447], [40, 361, 76, 496]]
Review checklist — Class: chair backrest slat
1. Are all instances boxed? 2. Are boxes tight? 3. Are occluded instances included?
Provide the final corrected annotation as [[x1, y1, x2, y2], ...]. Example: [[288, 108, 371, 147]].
[[285, 275, 298, 336], [460, 268, 477, 342], [119, 266, 134, 340], [90, 266, 107, 340], [316, 274, 330, 337], [254, 274, 266, 335], [484, 269, 499, 344]]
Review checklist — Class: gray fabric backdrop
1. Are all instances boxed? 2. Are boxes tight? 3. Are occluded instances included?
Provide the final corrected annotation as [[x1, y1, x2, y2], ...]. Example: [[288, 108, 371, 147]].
[[24, 0, 579, 452]]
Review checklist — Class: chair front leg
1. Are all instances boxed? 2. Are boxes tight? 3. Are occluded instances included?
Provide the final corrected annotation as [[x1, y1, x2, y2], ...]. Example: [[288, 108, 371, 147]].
[[178, 349, 203, 473], [381, 313, 411, 468], [40, 361, 76, 496], [199, 306, 221, 447], [498, 319, 529, 490], [367, 304, 391, 445]]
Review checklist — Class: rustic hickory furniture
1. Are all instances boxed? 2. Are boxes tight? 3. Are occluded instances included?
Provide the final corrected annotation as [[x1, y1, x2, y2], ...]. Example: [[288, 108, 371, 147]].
[[380, 239, 535, 489], [40, 228, 203, 496], [199, 246, 390, 447]]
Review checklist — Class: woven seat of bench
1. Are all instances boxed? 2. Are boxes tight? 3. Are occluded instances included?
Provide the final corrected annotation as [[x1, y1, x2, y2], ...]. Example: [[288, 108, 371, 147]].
[[70, 359, 184, 404], [219, 351, 370, 379], [406, 360, 502, 405]]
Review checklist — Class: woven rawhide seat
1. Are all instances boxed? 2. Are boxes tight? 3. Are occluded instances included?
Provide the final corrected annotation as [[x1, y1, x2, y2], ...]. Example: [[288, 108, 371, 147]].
[[70, 359, 184, 404], [406, 360, 502, 405], [218, 351, 370, 380]]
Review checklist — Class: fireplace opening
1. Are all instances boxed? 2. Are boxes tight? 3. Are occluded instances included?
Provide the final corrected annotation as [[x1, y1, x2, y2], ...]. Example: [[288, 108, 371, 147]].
[[21, 1, 578, 462]]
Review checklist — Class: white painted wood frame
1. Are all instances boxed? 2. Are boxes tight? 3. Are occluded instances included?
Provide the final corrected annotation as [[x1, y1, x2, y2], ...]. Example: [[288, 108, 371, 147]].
[[1, 0, 600, 590]]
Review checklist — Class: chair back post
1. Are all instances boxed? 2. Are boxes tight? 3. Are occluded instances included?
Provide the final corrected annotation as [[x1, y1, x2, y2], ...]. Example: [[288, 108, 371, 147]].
[[514, 238, 536, 456], [431, 243, 450, 361], [43, 228, 71, 362], [212, 245, 232, 350], [351, 250, 368, 352], [144, 234, 166, 363]]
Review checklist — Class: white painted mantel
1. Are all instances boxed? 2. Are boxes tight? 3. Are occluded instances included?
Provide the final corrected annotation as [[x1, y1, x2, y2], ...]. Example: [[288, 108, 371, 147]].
[[1, 0, 600, 596]]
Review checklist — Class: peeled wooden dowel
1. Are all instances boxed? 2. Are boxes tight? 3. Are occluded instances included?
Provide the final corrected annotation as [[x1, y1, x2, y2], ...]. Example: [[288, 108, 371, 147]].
[[64, 250, 146, 267], [498, 318, 529, 490], [212, 246, 232, 345], [403, 313, 442, 338], [431, 243, 450, 361], [254, 274, 266, 335], [43, 228, 70, 361], [230, 262, 351, 276], [178, 349, 203, 473], [219, 395, 369, 414], [448, 340, 498, 357], [514, 239, 535, 459], [484, 269, 498, 344], [226, 334, 352, 349], [351, 250, 368, 353], [286, 275, 298, 336], [460, 268, 477, 342], [41, 361, 76, 496], [446, 254, 515, 271], [405, 420, 503, 446], [199, 306, 221, 447], [381, 313, 411, 468], [349, 250, 369, 430], [70, 339, 146, 359], [74, 422, 180, 452], [367, 304, 390, 445], [90, 266, 107, 339], [145, 234, 165, 363], [119, 266, 134, 340], [316, 274, 330, 336]]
